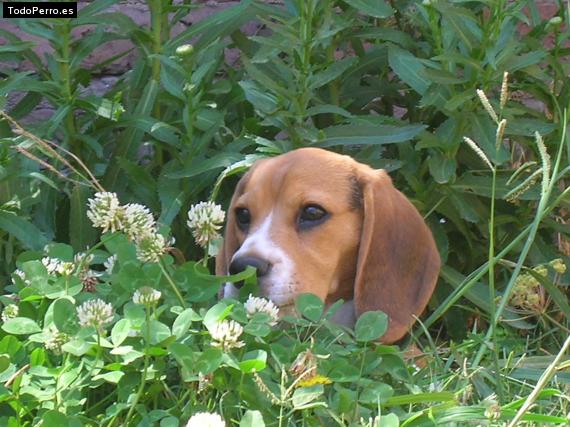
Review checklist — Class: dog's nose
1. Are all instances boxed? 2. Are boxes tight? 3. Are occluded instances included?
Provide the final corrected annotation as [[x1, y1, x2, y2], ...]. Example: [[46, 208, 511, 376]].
[[229, 256, 271, 288]]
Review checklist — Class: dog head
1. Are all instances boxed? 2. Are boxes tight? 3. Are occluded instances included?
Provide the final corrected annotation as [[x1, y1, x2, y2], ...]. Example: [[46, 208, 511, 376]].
[[216, 147, 440, 343]]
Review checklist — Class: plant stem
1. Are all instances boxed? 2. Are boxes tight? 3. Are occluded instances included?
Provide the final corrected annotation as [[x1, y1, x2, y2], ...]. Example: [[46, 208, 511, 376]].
[[56, 19, 78, 153], [150, 0, 164, 164], [150, 0, 162, 84], [487, 166, 503, 401], [123, 305, 152, 425], [424, 184, 570, 331], [507, 333, 570, 427], [158, 260, 187, 307], [472, 112, 568, 369]]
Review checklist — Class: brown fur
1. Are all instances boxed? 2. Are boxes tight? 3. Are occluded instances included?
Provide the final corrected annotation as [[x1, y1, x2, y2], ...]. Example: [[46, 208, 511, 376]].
[[216, 148, 440, 343]]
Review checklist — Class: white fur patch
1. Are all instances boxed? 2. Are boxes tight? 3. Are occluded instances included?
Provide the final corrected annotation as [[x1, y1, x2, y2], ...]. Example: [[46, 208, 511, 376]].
[[222, 212, 296, 306]]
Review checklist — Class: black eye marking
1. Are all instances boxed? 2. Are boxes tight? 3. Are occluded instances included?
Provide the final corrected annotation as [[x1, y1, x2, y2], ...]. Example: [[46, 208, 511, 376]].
[[235, 208, 251, 231], [298, 204, 328, 230]]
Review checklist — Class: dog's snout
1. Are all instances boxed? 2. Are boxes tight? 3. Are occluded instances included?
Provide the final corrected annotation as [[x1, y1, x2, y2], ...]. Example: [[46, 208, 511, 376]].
[[229, 256, 271, 288]]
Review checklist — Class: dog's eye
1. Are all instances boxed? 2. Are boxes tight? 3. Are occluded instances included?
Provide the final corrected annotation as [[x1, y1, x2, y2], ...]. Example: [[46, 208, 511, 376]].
[[235, 208, 251, 230], [299, 204, 328, 229]]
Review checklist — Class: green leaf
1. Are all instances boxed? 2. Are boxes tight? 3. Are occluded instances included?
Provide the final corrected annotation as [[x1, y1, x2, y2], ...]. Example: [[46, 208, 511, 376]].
[[438, 6, 482, 51], [167, 0, 256, 50], [503, 51, 547, 72], [421, 68, 467, 84], [384, 391, 456, 406], [211, 154, 265, 201], [174, 262, 254, 303], [0, 354, 10, 374], [239, 350, 267, 373], [306, 105, 354, 118], [309, 57, 357, 89], [92, 371, 125, 384], [244, 314, 272, 337], [144, 320, 171, 345], [76, 0, 118, 21], [172, 308, 200, 340], [0, 211, 49, 251], [320, 123, 425, 147], [240, 410, 265, 427], [110, 346, 143, 365], [103, 79, 159, 189], [353, 28, 415, 49], [506, 118, 556, 137], [44, 243, 73, 261], [343, 0, 393, 18], [439, 266, 531, 329], [359, 383, 394, 404], [42, 410, 69, 427], [292, 385, 324, 409], [111, 319, 132, 347], [295, 294, 323, 322], [388, 46, 430, 95], [196, 348, 223, 374], [239, 80, 279, 114], [166, 152, 243, 179], [123, 117, 181, 146], [428, 153, 457, 184], [168, 342, 195, 377], [448, 193, 480, 223], [1, 317, 42, 335], [53, 298, 80, 335], [62, 339, 93, 356], [195, 108, 224, 132], [355, 311, 388, 342], [203, 302, 234, 332], [379, 413, 399, 427]]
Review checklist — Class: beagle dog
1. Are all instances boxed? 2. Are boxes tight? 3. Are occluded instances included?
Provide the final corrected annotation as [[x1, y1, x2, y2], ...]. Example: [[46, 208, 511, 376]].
[[216, 148, 440, 343]]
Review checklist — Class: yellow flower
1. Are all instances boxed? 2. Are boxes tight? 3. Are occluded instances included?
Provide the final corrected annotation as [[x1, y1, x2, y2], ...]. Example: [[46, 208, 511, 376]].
[[297, 374, 332, 388]]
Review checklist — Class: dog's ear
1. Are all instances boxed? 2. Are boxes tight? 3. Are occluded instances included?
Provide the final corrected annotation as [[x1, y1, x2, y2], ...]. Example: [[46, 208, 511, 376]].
[[215, 171, 252, 277], [354, 168, 440, 343]]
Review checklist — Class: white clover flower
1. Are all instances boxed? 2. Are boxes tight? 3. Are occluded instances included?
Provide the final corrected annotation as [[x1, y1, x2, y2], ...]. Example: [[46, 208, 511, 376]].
[[86, 192, 124, 233], [186, 412, 225, 427], [77, 299, 114, 331], [42, 257, 63, 275], [42, 257, 75, 276], [1, 304, 19, 322], [135, 233, 167, 263], [186, 201, 226, 248], [58, 262, 75, 276], [210, 319, 245, 351], [133, 286, 162, 306], [123, 203, 156, 241], [12, 269, 30, 286], [245, 294, 279, 326], [74, 252, 94, 267], [104, 254, 118, 275], [44, 325, 69, 355]]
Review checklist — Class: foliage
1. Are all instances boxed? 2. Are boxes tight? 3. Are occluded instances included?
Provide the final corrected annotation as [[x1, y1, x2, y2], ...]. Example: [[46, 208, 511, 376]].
[[0, 196, 567, 426], [0, 0, 570, 424]]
